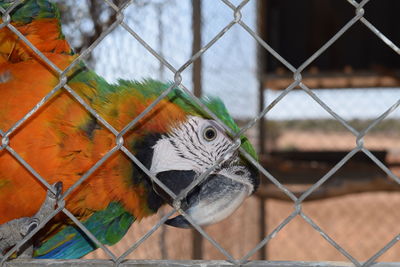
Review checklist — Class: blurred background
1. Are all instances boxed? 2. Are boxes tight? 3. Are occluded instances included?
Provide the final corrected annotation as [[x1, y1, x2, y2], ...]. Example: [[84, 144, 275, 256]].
[[54, 0, 399, 262]]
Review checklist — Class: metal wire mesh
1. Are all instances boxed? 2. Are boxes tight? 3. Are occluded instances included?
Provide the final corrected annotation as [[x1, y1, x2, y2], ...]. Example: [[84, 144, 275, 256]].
[[0, 0, 399, 266]]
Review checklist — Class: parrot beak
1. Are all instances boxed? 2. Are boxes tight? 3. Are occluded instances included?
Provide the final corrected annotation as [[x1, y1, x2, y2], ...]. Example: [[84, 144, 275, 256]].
[[156, 165, 258, 229]]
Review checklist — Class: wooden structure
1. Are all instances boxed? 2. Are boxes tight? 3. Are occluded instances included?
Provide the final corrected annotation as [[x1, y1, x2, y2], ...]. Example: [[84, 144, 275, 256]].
[[257, 0, 400, 91], [256, 0, 400, 190], [257, 151, 400, 201]]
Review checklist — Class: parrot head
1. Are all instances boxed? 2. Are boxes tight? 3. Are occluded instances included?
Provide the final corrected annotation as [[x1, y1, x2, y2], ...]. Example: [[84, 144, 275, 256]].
[[153, 116, 259, 228], [131, 86, 260, 229]]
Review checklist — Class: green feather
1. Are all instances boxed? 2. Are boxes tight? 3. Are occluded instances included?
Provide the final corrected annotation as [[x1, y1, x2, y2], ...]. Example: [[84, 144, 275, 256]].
[[130, 80, 258, 160], [166, 89, 258, 160], [34, 202, 135, 259], [1, 0, 60, 25], [69, 70, 258, 160]]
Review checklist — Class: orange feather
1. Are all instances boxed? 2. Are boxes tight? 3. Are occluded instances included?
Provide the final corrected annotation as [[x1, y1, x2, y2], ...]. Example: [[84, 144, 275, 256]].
[[0, 18, 188, 224]]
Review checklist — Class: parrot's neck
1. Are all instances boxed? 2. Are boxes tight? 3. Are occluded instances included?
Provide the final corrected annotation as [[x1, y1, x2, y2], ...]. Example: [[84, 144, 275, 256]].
[[129, 133, 166, 214]]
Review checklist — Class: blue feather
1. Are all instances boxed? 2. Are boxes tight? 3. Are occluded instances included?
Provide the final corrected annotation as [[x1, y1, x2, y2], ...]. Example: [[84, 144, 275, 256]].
[[34, 202, 135, 259]]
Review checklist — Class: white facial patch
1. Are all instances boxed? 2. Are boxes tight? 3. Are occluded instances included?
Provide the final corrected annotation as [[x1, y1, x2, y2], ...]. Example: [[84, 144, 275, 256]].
[[150, 116, 235, 175]]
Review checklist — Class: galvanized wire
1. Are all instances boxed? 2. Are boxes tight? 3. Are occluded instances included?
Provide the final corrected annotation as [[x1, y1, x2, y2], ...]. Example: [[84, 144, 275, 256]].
[[0, 0, 399, 266]]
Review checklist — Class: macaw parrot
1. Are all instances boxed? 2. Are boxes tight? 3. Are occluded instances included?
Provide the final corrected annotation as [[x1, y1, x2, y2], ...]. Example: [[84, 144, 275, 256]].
[[0, 0, 259, 259]]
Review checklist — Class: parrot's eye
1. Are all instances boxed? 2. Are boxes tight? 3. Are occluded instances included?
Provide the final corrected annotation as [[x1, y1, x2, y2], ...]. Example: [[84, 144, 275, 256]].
[[203, 126, 217, 141]]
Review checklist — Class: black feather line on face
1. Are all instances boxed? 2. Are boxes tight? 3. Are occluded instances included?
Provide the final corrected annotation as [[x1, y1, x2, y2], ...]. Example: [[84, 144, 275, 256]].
[[130, 133, 164, 212], [155, 170, 197, 206]]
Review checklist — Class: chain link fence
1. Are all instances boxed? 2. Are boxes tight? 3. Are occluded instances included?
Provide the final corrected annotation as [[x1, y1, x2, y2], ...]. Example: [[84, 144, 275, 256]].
[[1, 0, 400, 266]]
